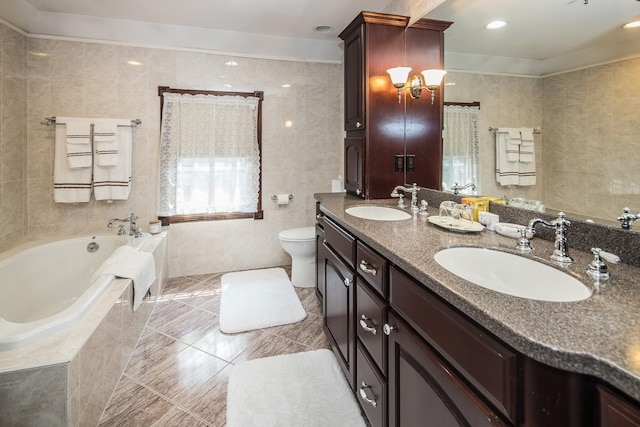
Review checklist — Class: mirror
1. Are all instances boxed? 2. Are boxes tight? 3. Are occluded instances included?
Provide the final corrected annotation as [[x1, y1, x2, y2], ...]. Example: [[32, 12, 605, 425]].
[[425, 0, 640, 230]]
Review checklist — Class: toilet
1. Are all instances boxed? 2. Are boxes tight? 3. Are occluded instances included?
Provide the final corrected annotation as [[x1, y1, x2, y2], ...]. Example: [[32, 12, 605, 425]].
[[279, 227, 316, 287]]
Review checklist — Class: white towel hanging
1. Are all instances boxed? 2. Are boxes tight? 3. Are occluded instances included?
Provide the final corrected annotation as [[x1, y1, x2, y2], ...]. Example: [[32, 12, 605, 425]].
[[53, 124, 92, 203], [495, 131, 519, 186], [93, 125, 132, 201], [57, 117, 92, 169]]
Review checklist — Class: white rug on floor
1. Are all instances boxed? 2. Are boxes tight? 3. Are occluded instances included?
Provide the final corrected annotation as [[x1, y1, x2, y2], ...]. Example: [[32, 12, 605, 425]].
[[219, 267, 306, 334], [226, 349, 366, 427]]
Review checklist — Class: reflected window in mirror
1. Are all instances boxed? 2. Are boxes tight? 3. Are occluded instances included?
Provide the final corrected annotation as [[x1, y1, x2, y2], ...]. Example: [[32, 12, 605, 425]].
[[442, 104, 480, 195]]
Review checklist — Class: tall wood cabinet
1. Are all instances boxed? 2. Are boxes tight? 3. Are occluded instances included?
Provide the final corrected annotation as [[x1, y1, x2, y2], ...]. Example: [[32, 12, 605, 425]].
[[339, 12, 452, 199]]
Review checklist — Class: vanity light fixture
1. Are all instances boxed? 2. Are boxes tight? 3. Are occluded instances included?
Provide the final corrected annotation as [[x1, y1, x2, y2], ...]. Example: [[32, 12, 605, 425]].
[[386, 67, 447, 104]]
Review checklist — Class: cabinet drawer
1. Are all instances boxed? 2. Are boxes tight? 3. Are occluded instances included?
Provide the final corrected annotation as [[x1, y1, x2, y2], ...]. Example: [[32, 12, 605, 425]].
[[390, 266, 518, 423], [324, 217, 355, 267], [356, 341, 386, 427], [356, 241, 387, 297], [356, 280, 386, 374], [599, 385, 640, 427]]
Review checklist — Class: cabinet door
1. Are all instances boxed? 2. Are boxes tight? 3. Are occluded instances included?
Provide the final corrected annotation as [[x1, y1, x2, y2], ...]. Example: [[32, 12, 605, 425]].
[[345, 136, 364, 197], [387, 313, 507, 427], [599, 385, 640, 427], [315, 225, 325, 301], [322, 241, 355, 389], [343, 25, 365, 132]]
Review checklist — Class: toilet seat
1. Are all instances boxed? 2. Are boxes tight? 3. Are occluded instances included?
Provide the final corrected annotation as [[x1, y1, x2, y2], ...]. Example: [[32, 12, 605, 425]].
[[278, 227, 315, 242]]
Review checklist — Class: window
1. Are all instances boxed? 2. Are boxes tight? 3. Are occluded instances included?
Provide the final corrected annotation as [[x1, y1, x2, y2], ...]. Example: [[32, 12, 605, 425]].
[[158, 87, 264, 223], [442, 104, 480, 194]]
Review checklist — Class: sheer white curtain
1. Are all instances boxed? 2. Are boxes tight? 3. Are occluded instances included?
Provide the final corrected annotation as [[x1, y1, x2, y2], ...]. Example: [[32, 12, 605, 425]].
[[442, 105, 480, 193], [158, 93, 260, 215]]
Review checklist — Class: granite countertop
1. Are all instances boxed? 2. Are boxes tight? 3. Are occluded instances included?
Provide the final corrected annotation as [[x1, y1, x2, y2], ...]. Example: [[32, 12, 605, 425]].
[[315, 192, 640, 401]]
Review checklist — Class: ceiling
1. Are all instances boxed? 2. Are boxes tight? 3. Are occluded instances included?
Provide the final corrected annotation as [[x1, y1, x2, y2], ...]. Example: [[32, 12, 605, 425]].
[[426, 0, 640, 76], [1, 0, 639, 75]]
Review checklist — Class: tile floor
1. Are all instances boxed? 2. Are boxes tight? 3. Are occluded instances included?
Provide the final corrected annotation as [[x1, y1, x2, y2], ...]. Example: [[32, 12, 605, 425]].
[[98, 267, 329, 426]]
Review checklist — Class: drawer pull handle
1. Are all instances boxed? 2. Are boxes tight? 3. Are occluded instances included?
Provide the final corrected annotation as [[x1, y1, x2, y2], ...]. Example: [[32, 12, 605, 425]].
[[383, 324, 396, 335], [359, 382, 377, 407], [359, 314, 377, 335], [343, 278, 351, 288], [359, 260, 377, 276]]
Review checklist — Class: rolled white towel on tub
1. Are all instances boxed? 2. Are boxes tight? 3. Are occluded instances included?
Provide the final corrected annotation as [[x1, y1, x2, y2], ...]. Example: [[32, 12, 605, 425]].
[[92, 245, 156, 311]]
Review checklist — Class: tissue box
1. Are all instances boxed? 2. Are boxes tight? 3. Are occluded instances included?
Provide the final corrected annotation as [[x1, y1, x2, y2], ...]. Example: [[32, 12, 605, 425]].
[[461, 197, 489, 222]]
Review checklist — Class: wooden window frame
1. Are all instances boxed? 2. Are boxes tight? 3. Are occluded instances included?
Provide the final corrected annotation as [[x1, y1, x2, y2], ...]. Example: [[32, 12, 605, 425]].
[[157, 86, 264, 225]]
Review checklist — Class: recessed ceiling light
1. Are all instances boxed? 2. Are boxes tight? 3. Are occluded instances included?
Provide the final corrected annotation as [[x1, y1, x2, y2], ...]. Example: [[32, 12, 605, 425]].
[[29, 51, 48, 57], [225, 61, 238, 66], [623, 20, 640, 29], [224, 84, 232, 88], [314, 25, 334, 33], [485, 20, 508, 30], [281, 84, 291, 88], [127, 60, 142, 66]]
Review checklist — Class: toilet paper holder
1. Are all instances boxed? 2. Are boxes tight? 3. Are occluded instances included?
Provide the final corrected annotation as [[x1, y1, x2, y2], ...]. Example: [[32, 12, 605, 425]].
[[271, 194, 294, 201]]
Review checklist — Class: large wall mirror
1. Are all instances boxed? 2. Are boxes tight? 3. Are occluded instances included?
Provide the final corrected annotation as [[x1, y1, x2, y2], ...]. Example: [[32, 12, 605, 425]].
[[424, 0, 640, 230]]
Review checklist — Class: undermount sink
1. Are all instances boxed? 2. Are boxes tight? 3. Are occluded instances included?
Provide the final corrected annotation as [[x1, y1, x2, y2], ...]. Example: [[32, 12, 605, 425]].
[[345, 205, 412, 221], [434, 247, 592, 302]]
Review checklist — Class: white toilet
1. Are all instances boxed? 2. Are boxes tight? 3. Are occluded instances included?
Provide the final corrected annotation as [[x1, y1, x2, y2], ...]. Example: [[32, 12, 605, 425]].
[[278, 227, 316, 288]]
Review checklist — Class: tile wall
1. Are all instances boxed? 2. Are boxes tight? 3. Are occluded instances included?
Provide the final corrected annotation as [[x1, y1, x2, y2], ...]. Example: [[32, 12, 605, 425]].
[[0, 24, 27, 252], [542, 57, 640, 221]]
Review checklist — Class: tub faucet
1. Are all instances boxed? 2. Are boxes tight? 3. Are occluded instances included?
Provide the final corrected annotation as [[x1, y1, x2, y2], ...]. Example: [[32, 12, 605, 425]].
[[451, 182, 476, 195], [516, 212, 573, 265], [391, 183, 419, 212], [107, 213, 143, 238]]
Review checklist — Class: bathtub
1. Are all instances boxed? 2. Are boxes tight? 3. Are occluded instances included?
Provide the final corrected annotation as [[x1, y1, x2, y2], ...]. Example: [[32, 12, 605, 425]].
[[0, 233, 151, 351]]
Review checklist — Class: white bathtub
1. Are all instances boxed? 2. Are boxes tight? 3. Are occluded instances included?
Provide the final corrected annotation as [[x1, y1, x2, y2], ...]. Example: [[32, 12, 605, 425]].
[[0, 233, 151, 350]]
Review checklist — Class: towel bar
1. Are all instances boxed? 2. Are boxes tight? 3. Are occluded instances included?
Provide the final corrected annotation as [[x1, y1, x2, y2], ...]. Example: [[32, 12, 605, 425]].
[[489, 127, 541, 135], [41, 117, 142, 127]]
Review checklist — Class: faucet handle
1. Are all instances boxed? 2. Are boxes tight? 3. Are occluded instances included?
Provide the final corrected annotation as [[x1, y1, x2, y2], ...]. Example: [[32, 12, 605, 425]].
[[516, 227, 533, 253], [586, 248, 620, 279], [617, 207, 638, 229]]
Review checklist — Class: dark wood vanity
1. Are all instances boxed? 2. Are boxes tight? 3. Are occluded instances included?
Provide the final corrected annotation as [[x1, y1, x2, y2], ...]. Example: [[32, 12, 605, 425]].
[[315, 196, 640, 427]]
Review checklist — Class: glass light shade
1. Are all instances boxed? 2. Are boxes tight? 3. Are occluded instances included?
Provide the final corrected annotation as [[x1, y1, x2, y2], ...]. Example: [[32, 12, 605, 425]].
[[421, 69, 447, 89], [387, 67, 412, 87]]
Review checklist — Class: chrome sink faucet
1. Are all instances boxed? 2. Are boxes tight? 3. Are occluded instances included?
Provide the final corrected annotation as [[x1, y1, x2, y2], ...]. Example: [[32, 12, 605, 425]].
[[516, 212, 573, 265], [391, 183, 419, 212], [107, 212, 143, 238], [451, 182, 476, 195], [617, 207, 639, 229]]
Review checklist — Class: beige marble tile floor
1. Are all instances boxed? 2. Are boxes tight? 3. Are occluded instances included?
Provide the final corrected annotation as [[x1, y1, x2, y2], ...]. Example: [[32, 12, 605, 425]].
[[98, 267, 329, 427]]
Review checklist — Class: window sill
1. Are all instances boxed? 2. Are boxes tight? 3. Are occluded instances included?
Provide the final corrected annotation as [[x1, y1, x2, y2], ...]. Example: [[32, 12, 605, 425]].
[[159, 211, 263, 225]]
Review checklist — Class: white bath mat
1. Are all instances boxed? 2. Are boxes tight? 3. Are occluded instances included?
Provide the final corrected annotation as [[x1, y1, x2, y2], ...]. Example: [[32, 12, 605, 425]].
[[226, 349, 366, 427], [219, 267, 306, 334]]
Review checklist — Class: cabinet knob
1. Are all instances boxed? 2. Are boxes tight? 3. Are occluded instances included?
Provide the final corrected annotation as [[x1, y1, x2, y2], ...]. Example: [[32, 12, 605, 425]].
[[359, 314, 377, 335], [356, 121, 362, 128], [343, 278, 351, 288], [355, 189, 362, 196], [359, 382, 377, 407], [383, 324, 396, 335], [316, 213, 324, 219], [359, 260, 377, 276]]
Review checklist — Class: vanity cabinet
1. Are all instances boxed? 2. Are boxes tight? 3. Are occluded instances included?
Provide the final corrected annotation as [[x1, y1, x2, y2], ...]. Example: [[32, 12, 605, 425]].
[[316, 204, 640, 427], [387, 312, 507, 427], [599, 385, 640, 427], [339, 12, 451, 199], [321, 216, 356, 389]]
